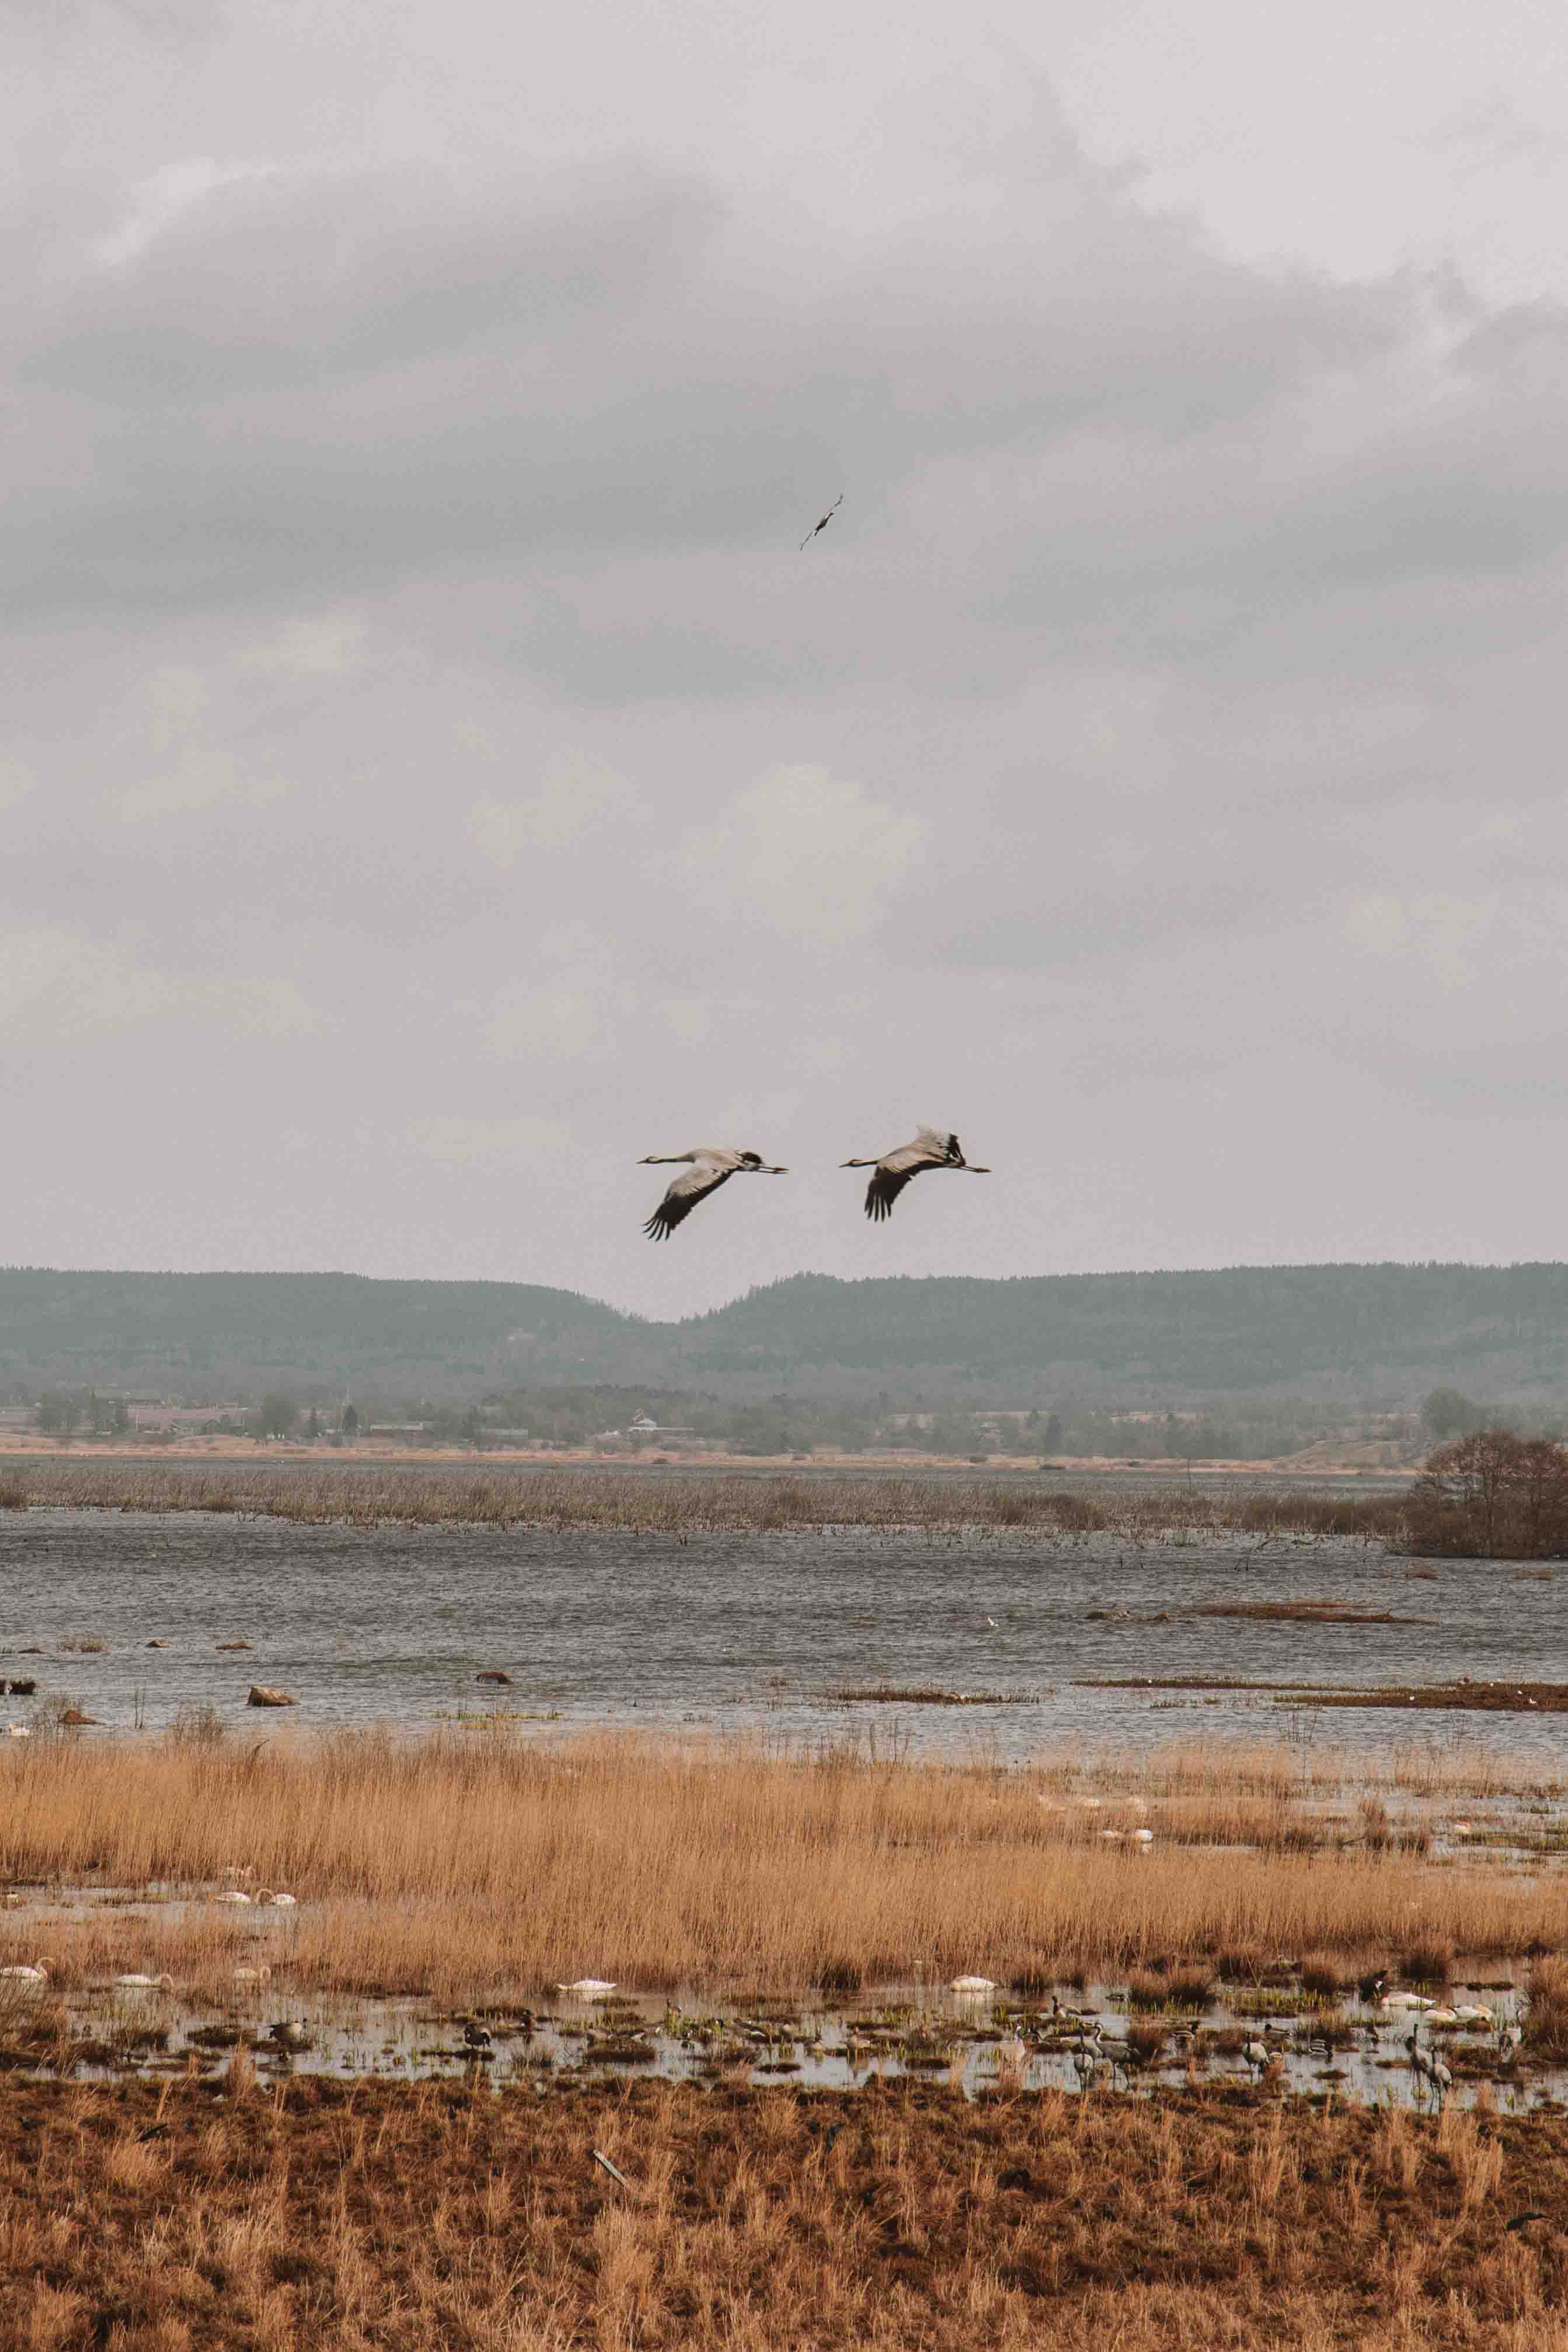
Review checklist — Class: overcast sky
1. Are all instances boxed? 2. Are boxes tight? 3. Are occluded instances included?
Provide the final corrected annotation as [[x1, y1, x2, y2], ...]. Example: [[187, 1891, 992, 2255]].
[[3, 0, 1566, 1318]]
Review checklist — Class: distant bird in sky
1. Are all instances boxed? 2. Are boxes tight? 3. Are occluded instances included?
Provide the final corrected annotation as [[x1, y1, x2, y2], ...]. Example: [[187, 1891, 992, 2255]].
[[799, 493, 842, 550], [639, 1147, 787, 1241], [841, 1127, 991, 1222]]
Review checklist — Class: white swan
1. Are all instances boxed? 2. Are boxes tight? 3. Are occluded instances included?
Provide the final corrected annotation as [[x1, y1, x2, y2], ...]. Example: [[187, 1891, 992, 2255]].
[[232, 1963, 271, 1985], [1132, 1828, 1155, 1845], [0, 1960, 49, 1981], [1379, 1991, 1435, 2013], [1454, 2003, 1495, 2025], [114, 1973, 175, 1992], [214, 1890, 252, 1905], [556, 1978, 616, 1997], [950, 1975, 997, 1995], [269, 1892, 297, 1907]]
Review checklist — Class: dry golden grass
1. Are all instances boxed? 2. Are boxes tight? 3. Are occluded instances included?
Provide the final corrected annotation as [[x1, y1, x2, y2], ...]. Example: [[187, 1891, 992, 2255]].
[[3, 1733, 1565, 1998], [4, 2073, 1568, 2350], [0, 1455, 1407, 1539]]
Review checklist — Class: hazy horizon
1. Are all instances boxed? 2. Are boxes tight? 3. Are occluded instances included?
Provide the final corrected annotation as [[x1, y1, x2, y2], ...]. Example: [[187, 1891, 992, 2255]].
[[4, 1, 1566, 1319]]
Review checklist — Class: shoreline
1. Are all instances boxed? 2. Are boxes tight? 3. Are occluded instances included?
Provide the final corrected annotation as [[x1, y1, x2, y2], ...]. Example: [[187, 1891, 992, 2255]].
[[0, 1435, 1420, 1478]]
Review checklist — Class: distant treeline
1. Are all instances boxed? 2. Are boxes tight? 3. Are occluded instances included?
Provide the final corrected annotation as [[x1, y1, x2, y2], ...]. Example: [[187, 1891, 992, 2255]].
[[4, 1260, 1568, 1410]]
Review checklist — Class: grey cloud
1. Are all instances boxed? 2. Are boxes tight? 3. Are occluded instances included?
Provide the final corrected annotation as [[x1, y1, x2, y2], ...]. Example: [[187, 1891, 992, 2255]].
[[1, 135, 1431, 660], [5, 19, 1568, 1311]]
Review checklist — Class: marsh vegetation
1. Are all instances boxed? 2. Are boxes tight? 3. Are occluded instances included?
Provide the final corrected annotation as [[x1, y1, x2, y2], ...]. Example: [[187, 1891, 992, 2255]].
[[0, 1456, 1408, 1539], [6, 2058, 1568, 2348], [4, 1732, 1567, 1996]]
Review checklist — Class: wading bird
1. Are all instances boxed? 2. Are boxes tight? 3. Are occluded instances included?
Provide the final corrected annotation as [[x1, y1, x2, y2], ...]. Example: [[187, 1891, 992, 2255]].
[[1242, 2034, 1277, 2082], [799, 493, 842, 549], [841, 1128, 991, 1222], [640, 1147, 788, 1240], [1406, 2030, 1451, 2104]]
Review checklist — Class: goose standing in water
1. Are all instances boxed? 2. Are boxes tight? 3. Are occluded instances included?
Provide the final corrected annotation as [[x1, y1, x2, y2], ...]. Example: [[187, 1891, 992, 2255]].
[[841, 1128, 990, 1222], [639, 1147, 787, 1240]]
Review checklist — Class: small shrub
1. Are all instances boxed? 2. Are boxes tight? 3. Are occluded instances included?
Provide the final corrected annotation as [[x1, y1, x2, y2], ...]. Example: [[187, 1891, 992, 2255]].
[[1299, 1953, 1345, 1998], [1524, 1956, 1568, 2058], [1167, 1964, 1217, 2009], [168, 1702, 227, 1751], [1399, 1936, 1453, 1985], [1358, 1795, 1391, 1851], [0, 1479, 27, 1511]]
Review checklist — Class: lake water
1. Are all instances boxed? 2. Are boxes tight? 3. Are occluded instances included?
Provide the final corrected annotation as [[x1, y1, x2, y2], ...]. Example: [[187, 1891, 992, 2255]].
[[3, 1498, 1566, 1762]]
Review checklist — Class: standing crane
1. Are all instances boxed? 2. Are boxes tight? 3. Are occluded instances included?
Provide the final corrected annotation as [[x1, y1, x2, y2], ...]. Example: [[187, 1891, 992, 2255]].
[[1406, 2030, 1451, 2106], [841, 1127, 991, 1222], [639, 1147, 787, 1239]]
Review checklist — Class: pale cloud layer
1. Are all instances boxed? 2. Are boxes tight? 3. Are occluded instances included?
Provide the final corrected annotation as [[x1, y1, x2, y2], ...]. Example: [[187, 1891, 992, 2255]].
[[1, 0, 1566, 1319]]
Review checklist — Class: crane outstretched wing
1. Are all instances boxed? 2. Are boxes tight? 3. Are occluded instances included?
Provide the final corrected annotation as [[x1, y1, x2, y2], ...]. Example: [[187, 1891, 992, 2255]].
[[644, 1161, 731, 1240], [914, 1125, 960, 1159], [863, 1155, 922, 1221]]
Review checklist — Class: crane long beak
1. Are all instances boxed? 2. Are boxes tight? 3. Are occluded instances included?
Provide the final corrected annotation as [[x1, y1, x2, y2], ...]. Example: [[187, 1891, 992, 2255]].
[[763, 1165, 788, 1173], [966, 1164, 992, 1173]]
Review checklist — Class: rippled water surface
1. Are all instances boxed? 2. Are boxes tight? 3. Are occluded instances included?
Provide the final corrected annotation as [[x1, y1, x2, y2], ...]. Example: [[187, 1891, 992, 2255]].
[[4, 1490, 1566, 1759]]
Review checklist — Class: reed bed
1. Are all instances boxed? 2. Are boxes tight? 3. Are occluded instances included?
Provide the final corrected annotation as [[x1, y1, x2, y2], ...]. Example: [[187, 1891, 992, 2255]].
[[0, 1456, 1409, 1540], [5, 2074, 1568, 2350], [3, 1733, 1564, 1998]]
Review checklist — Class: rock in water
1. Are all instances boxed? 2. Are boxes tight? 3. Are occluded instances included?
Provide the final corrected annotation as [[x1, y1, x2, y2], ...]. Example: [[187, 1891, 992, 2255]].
[[246, 1685, 297, 1708]]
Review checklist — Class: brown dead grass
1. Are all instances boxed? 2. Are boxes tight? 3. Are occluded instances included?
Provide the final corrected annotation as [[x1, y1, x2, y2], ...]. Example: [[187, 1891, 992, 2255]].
[[3, 1733, 1567, 1999], [4, 2075, 1568, 2350], [0, 1455, 1407, 1541]]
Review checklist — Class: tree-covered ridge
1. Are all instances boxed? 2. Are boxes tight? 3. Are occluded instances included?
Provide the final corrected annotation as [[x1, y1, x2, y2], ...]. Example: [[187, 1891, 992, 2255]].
[[676, 1263, 1568, 1389], [1, 1260, 1566, 1405], [0, 1267, 630, 1379]]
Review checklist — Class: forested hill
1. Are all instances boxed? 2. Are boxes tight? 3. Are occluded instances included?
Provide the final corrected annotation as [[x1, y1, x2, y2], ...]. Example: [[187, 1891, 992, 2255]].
[[1, 1261, 1566, 1406], [671, 1265, 1568, 1400], [0, 1269, 631, 1397]]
